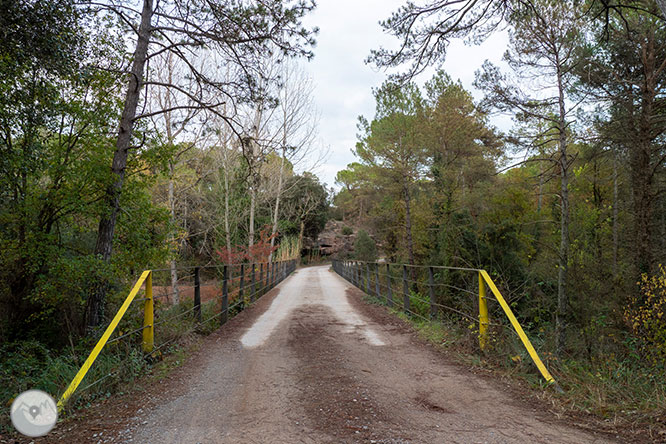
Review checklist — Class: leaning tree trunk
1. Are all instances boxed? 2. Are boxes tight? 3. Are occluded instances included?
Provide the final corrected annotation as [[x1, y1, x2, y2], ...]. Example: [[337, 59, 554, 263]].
[[86, 0, 153, 328]]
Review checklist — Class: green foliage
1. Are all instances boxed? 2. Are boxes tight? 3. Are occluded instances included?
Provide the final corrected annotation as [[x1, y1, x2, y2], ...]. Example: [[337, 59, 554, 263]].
[[354, 230, 377, 262], [337, 46, 666, 425], [625, 265, 666, 363], [281, 172, 329, 241], [408, 290, 430, 319], [341, 226, 353, 235], [0, 4, 169, 342]]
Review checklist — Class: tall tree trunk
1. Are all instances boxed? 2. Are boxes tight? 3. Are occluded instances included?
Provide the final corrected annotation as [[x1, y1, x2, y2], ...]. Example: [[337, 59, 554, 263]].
[[165, 59, 179, 305], [612, 150, 619, 279], [249, 188, 256, 249], [555, 66, 570, 357], [298, 219, 305, 250], [358, 198, 364, 223], [87, 0, 153, 328], [168, 162, 179, 305], [269, 149, 286, 261], [630, 144, 654, 276], [223, 149, 232, 256], [248, 106, 263, 250], [630, 31, 658, 278], [535, 161, 544, 242], [403, 181, 416, 269]]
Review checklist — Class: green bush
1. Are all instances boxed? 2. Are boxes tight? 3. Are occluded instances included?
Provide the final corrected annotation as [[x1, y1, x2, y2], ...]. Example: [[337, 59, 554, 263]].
[[354, 230, 377, 261], [341, 226, 353, 235]]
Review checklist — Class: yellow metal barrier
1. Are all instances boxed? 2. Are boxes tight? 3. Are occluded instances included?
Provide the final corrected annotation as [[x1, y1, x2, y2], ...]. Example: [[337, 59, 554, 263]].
[[57, 270, 153, 411], [478, 272, 489, 350], [478, 270, 556, 386], [142, 271, 154, 353]]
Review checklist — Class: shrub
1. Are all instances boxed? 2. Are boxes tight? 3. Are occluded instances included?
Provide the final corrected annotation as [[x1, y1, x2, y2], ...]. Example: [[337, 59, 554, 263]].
[[354, 230, 377, 262], [341, 226, 353, 236], [625, 264, 666, 362]]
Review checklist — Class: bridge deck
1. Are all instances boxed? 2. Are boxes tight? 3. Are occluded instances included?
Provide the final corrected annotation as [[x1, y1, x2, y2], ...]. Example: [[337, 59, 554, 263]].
[[45, 265, 614, 443]]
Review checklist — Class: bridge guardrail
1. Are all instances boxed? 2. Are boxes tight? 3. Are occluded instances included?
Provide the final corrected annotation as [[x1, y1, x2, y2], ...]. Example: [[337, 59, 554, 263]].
[[332, 259, 558, 389], [57, 259, 298, 411]]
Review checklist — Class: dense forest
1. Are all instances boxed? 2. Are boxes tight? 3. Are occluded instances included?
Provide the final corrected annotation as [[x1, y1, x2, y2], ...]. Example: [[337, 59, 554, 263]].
[[0, 0, 328, 349], [333, 0, 666, 420]]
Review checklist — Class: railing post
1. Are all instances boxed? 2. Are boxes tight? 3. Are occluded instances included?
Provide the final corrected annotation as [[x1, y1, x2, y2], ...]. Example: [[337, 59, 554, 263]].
[[402, 265, 410, 315], [260, 262, 264, 295], [194, 267, 201, 322], [221, 265, 229, 325], [429, 266, 437, 320], [479, 271, 489, 350], [374, 263, 381, 300], [142, 271, 154, 353], [239, 263, 245, 303], [251, 263, 257, 302], [386, 263, 393, 308], [365, 263, 371, 294], [266, 262, 271, 290]]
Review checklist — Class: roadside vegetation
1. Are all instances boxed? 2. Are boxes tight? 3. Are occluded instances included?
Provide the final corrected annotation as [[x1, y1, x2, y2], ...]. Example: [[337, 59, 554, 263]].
[[336, 0, 666, 436], [0, 0, 327, 432]]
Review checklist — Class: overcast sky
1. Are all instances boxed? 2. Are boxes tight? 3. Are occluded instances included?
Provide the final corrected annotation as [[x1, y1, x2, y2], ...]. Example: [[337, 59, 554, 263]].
[[298, 0, 511, 189]]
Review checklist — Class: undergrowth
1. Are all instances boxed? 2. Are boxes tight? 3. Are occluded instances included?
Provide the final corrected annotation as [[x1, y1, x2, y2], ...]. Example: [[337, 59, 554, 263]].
[[1, 292, 233, 435], [360, 290, 666, 438]]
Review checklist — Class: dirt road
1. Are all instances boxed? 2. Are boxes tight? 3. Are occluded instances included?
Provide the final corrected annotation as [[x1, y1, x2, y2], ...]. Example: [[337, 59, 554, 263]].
[[46, 265, 616, 443]]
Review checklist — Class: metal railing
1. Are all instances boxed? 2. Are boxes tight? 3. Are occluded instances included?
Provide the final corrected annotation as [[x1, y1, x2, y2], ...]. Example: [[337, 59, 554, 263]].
[[332, 259, 558, 388], [57, 259, 298, 411]]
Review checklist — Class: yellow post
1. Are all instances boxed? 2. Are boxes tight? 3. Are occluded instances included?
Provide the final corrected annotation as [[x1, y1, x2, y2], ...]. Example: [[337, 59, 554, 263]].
[[57, 270, 151, 411], [478, 271, 489, 351], [479, 270, 557, 386], [142, 271, 154, 353]]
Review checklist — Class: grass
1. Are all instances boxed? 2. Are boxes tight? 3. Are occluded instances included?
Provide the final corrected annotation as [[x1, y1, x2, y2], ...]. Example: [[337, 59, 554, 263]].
[[360, 289, 666, 439]]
